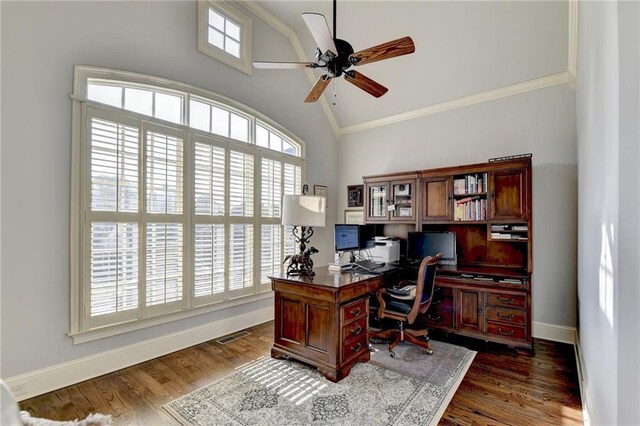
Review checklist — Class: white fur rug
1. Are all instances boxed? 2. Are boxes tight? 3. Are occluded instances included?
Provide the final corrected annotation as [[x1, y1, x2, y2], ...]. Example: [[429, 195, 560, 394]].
[[19, 411, 112, 426]]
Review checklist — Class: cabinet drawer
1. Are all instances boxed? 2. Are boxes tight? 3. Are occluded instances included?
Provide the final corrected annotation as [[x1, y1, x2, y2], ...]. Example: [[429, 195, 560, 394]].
[[434, 286, 453, 297], [342, 333, 368, 363], [424, 309, 454, 328], [487, 292, 526, 309], [430, 295, 453, 311], [342, 316, 367, 341], [486, 322, 526, 340], [342, 298, 367, 323], [485, 307, 525, 325]]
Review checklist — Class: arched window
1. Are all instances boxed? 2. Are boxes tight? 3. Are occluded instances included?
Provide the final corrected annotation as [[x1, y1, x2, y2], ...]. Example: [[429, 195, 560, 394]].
[[70, 67, 304, 341]]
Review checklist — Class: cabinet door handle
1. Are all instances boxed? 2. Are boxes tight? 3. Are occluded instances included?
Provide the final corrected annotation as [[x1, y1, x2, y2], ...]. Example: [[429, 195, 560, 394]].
[[351, 325, 362, 335], [497, 327, 514, 336], [497, 296, 515, 304], [428, 314, 442, 321], [432, 299, 442, 305], [497, 312, 514, 321], [434, 287, 442, 293], [350, 308, 361, 317], [477, 308, 483, 314], [351, 342, 362, 352]]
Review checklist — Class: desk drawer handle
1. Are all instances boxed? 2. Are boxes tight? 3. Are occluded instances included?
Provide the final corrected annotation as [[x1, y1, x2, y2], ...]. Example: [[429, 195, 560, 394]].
[[497, 327, 514, 336], [351, 325, 362, 335], [432, 299, 442, 305], [427, 314, 442, 322], [497, 312, 515, 321], [434, 287, 442, 292], [350, 308, 361, 317], [497, 296, 515, 304], [351, 342, 362, 353]]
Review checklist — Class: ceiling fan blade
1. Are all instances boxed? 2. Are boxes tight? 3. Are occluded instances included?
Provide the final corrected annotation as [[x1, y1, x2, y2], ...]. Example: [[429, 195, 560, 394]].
[[344, 71, 388, 98], [349, 36, 415, 66], [253, 61, 318, 70], [304, 75, 332, 103], [302, 13, 338, 57]]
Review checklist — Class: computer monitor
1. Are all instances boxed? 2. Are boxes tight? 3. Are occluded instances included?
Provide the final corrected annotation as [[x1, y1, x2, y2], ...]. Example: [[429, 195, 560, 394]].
[[407, 231, 457, 265], [334, 224, 360, 252], [358, 224, 376, 249]]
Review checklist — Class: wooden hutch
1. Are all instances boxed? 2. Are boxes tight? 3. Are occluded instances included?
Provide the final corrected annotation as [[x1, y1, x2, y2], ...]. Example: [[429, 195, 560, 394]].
[[363, 157, 533, 351]]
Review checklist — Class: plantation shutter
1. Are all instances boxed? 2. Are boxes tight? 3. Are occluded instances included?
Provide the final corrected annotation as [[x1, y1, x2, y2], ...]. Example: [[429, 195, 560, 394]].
[[143, 126, 185, 314], [228, 149, 254, 295], [193, 139, 226, 304]]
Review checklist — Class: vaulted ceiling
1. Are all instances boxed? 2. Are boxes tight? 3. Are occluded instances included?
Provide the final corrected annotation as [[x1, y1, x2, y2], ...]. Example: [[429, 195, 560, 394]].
[[250, 1, 572, 135]]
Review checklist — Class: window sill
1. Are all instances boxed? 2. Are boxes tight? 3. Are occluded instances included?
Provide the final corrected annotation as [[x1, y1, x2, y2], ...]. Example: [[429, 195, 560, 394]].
[[69, 291, 273, 344]]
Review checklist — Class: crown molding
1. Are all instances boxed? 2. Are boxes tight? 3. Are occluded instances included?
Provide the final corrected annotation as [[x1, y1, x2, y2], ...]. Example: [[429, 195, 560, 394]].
[[568, 0, 579, 87], [241, 1, 340, 137], [339, 72, 571, 135]]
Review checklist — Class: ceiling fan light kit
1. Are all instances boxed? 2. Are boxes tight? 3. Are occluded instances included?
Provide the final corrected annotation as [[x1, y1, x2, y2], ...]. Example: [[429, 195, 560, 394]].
[[253, 0, 415, 103]]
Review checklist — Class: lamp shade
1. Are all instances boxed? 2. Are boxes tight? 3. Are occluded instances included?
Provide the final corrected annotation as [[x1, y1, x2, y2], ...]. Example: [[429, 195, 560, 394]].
[[282, 195, 326, 227]]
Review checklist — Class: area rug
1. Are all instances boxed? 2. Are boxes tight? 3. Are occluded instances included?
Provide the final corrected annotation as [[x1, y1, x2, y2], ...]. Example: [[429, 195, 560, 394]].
[[164, 341, 475, 426]]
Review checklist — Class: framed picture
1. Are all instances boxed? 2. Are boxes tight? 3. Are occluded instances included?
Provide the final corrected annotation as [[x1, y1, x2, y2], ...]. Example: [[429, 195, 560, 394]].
[[347, 184, 363, 208], [344, 209, 364, 225], [313, 185, 328, 205]]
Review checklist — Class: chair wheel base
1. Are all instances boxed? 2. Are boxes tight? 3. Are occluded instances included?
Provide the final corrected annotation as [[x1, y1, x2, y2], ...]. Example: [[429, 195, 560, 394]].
[[389, 351, 395, 358], [426, 349, 433, 355]]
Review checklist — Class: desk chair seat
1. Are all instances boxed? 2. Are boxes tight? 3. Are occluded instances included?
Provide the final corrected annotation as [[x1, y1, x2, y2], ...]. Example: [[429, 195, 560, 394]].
[[370, 254, 442, 357]]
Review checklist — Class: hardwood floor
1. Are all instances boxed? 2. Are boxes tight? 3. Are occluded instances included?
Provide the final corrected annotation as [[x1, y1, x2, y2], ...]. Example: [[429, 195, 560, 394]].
[[19, 322, 583, 425]]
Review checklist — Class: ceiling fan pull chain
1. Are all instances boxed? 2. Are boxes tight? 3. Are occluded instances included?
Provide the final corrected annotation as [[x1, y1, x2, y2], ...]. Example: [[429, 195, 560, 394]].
[[332, 79, 337, 106]]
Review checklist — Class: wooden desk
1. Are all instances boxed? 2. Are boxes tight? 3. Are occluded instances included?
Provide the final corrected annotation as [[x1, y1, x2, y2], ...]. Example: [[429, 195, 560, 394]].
[[269, 267, 384, 382]]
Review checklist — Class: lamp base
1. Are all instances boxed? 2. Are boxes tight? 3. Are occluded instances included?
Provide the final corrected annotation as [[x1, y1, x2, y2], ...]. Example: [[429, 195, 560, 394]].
[[283, 226, 319, 276]]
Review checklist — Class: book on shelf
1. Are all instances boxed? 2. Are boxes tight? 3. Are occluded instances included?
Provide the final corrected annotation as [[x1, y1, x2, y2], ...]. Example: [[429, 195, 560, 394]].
[[453, 172, 488, 195], [512, 225, 528, 231], [454, 197, 486, 221], [491, 224, 509, 231], [499, 278, 523, 284]]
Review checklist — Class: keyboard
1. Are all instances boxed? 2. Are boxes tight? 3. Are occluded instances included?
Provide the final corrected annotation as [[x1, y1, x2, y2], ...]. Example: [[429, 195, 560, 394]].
[[353, 260, 383, 272]]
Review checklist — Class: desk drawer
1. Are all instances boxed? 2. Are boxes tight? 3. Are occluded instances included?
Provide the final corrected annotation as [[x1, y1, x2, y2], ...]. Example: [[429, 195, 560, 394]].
[[342, 316, 367, 341], [342, 333, 368, 363], [430, 295, 453, 311], [423, 309, 454, 328], [342, 298, 367, 323], [485, 307, 525, 325], [487, 292, 526, 309], [486, 322, 526, 340]]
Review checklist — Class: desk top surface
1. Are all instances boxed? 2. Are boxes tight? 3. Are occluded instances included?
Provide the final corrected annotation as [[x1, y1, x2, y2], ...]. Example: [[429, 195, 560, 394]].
[[269, 267, 381, 289]]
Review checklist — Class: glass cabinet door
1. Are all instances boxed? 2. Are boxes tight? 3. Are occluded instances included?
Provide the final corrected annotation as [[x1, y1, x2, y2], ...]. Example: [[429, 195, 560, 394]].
[[366, 184, 389, 221], [390, 181, 414, 221]]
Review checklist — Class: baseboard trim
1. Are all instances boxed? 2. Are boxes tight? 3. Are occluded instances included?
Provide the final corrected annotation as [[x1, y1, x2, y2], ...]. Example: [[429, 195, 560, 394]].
[[574, 332, 592, 426], [5, 307, 274, 401], [532, 321, 576, 344]]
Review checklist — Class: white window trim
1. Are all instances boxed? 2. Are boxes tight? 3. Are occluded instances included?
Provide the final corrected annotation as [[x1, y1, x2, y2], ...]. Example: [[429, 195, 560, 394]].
[[198, 0, 253, 76], [70, 66, 305, 343]]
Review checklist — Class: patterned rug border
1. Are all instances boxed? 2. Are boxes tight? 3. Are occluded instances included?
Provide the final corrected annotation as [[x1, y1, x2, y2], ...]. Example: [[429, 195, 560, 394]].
[[164, 347, 476, 426]]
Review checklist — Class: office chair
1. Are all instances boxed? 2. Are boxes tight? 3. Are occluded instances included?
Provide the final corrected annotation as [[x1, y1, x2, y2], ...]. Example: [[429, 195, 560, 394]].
[[370, 253, 442, 357]]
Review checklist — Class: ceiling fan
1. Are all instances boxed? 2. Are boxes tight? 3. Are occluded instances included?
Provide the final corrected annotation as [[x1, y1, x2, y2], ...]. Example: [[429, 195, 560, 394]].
[[253, 0, 415, 103]]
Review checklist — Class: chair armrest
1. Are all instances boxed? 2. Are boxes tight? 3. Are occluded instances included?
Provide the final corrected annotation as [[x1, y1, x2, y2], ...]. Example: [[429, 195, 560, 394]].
[[394, 279, 416, 289], [375, 288, 388, 317]]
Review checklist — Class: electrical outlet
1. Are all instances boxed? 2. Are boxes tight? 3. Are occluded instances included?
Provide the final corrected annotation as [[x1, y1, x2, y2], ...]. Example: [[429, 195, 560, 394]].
[[10, 383, 27, 397]]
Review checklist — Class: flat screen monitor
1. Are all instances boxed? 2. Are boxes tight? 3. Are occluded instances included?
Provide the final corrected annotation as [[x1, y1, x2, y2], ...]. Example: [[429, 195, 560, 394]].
[[407, 232, 457, 265], [334, 224, 360, 252], [358, 224, 376, 249], [334, 224, 377, 252]]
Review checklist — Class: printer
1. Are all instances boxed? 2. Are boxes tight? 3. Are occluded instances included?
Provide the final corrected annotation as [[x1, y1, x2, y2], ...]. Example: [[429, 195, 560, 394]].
[[368, 236, 400, 263]]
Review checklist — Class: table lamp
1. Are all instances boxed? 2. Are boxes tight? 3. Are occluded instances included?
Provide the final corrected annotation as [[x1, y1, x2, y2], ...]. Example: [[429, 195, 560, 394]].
[[281, 185, 326, 276]]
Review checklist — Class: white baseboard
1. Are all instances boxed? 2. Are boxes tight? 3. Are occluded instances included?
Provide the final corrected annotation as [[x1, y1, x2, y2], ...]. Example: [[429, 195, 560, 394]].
[[5, 307, 274, 401], [574, 332, 592, 426], [532, 321, 576, 344]]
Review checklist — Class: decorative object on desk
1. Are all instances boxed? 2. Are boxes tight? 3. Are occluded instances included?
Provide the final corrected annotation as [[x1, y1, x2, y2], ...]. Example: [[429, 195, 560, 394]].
[[281, 184, 326, 276], [164, 348, 475, 426], [344, 209, 364, 224], [347, 184, 363, 207]]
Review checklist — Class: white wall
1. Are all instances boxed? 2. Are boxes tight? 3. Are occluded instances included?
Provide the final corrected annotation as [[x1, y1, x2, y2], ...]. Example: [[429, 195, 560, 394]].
[[338, 84, 577, 329], [577, 1, 640, 424], [0, 1, 338, 380]]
